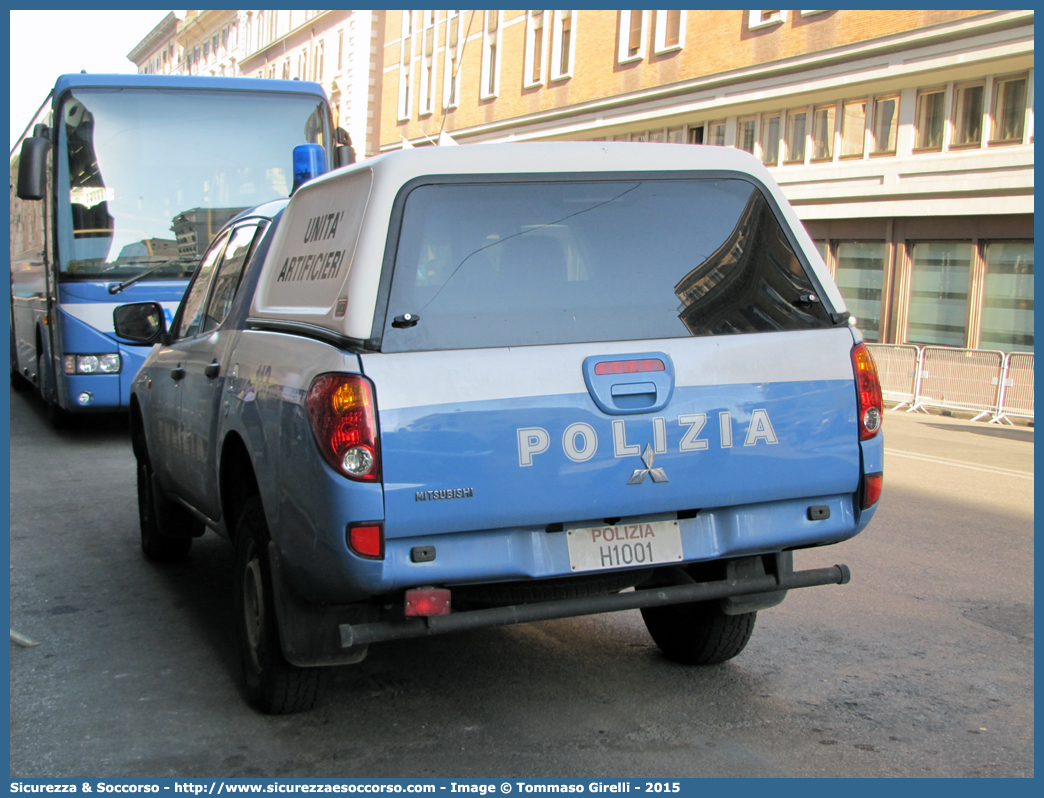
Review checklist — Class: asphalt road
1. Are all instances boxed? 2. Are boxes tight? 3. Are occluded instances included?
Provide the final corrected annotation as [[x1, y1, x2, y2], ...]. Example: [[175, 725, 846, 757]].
[[8, 387, 1034, 778]]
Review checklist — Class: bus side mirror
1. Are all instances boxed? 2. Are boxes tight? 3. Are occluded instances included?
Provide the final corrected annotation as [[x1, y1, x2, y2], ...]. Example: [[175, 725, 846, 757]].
[[335, 126, 356, 167], [16, 136, 51, 201], [114, 302, 169, 346]]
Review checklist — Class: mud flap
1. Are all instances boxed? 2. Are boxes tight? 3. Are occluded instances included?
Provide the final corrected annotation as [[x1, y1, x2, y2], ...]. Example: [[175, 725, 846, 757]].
[[268, 542, 376, 667]]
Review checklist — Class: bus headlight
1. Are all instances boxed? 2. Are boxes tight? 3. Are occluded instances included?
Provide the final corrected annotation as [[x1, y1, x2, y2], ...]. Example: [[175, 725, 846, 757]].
[[64, 354, 122, 374], [98, 354, 121, 373]]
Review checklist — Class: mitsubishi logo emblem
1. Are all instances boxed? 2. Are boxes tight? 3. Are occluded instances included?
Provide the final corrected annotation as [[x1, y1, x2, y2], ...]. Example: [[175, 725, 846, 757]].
[[627, 444, 669, 485]]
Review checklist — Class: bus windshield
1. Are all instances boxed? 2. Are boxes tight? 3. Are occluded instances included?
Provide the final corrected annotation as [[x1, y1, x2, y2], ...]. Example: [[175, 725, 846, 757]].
[[56, 87, 327, 282]]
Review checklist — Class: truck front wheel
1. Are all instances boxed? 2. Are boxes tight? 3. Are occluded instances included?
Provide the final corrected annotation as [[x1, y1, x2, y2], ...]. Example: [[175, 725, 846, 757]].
[[640, 601, 756, 665], [234, 497, 321, 714]]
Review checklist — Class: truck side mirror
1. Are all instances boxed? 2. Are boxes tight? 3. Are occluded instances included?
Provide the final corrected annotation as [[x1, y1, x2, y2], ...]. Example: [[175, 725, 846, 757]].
[[114, 302, 170, 346], [16, 136, 51, 201]]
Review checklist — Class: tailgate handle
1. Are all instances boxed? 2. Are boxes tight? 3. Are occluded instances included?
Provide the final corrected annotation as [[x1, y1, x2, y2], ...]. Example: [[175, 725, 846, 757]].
[[582, 352, 675, 416], [205, 360, 220, 379], [611, 382, 656, 397]]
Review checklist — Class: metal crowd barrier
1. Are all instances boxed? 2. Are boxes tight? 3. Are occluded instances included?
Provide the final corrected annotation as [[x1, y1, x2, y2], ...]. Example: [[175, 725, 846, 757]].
[[866, 344, 1033, 425], [864, 344, 920, 410], [993, 352, 1034, 424]]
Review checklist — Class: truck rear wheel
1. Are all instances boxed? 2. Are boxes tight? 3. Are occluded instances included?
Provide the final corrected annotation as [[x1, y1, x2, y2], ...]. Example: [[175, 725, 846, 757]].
[[640, 601, 756, 665], [234, 497, 321, 714]]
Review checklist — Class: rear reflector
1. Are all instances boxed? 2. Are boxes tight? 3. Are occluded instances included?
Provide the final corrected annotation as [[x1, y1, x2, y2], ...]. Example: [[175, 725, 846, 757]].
[[594, 358, 665, 376], [347, 523, 384, 559], [404, 587, 451, 617], [861, 472, 883, 509]]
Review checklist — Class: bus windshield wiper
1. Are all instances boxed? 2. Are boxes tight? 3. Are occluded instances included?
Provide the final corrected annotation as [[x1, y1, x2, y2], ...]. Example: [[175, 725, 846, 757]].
[[107, 257, 197, 294]]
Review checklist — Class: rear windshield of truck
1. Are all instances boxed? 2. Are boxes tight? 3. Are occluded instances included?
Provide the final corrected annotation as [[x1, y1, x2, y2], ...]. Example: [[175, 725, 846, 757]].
[[381, 178, 832, 352]]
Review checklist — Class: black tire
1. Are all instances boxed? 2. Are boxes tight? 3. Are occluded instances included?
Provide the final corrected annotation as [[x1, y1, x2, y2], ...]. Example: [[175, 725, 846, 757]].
[[640, 601, 756, 665], [11, 368, 32, 391], [36, 348, 74, 429], [137, 461, 193, 562], [234, 497, 321, 714]]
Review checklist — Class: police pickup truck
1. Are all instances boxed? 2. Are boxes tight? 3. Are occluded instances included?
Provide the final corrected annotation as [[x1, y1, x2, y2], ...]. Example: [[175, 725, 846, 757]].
[[114, 142, 883, 714]]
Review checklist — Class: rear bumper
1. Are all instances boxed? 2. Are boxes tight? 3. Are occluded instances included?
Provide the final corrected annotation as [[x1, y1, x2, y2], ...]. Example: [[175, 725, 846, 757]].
[[340, 562, 850, 649], [270, 541, 850, 667], [290, 491, 863, 603]]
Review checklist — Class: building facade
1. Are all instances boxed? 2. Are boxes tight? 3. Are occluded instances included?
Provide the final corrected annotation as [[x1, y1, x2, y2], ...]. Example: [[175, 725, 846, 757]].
[[177, 10, 246, 78], [127, 10, 385, 159], [127, 12, 182, 75], [382, 10, 1034, 352], [239, 10, 385, 158]]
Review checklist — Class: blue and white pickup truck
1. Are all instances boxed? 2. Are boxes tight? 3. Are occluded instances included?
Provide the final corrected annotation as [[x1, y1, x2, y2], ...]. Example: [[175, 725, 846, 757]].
[[115, 143, 883, 714]]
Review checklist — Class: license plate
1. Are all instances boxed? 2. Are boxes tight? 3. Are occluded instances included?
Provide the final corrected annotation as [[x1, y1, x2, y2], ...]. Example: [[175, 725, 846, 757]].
[[566, 520, 684, 573]]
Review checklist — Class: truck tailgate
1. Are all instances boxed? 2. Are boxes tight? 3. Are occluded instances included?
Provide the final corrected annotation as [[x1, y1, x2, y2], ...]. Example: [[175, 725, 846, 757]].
[[361, 326, 858, 539]]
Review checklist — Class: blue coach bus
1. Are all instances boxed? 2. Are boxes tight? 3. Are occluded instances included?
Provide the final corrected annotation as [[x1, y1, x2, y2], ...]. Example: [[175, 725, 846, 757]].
[[10, 73, 351, 426]]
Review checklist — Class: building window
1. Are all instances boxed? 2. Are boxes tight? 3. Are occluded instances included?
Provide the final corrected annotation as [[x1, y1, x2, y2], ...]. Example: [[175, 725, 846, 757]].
[[737, 116, 757, 154], [840, 98, 866, 158], [990, 73, 1028, 144], [443, 11, 463, 109], [550, 11, 575, 80], [784, 108, 807, 163], [630, 131, 648, 142], [653, 10, 685, 52], [980, 240, 1033, 352], [481, 10, 501, 99], [668, 126, 685, 143], [688, 125, 704, 145], [951, 81, 984, 147], [906, 241, 973, 348], [761, 113, 780, 165], [871, 95, 899, 155], [524, 11, 546, 87], [398, 11, 414, 120], [315, 40, 324, 82], [648, 129, 666, 143], [749, 10, 786, 29], [282, 60, 290, 80], [707, 120, 726, 146], [619, 10, 647, 62], [811, 104, 835, 160], [834, 242, 886, 342], [419, 10, 437, 114], [914, 88, 946, 151]]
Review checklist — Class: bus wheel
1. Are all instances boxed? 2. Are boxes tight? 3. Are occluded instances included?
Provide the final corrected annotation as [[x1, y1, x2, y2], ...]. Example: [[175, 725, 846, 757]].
[[46, 400, 74, 430], [234, 496, 321, 714], [35, 349, 73, 429], [137, 461, 192, 562], [11, 369, 32, 391]]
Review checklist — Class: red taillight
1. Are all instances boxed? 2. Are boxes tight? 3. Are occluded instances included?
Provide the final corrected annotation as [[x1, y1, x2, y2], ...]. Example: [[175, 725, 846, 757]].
[[852, 343, 883, 440], [347, 523, 384, 558], [861, 472, 883, 509], [306, 373, 381, 481], [594, 358, 665, 376], [404, 587, 451, 617]]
